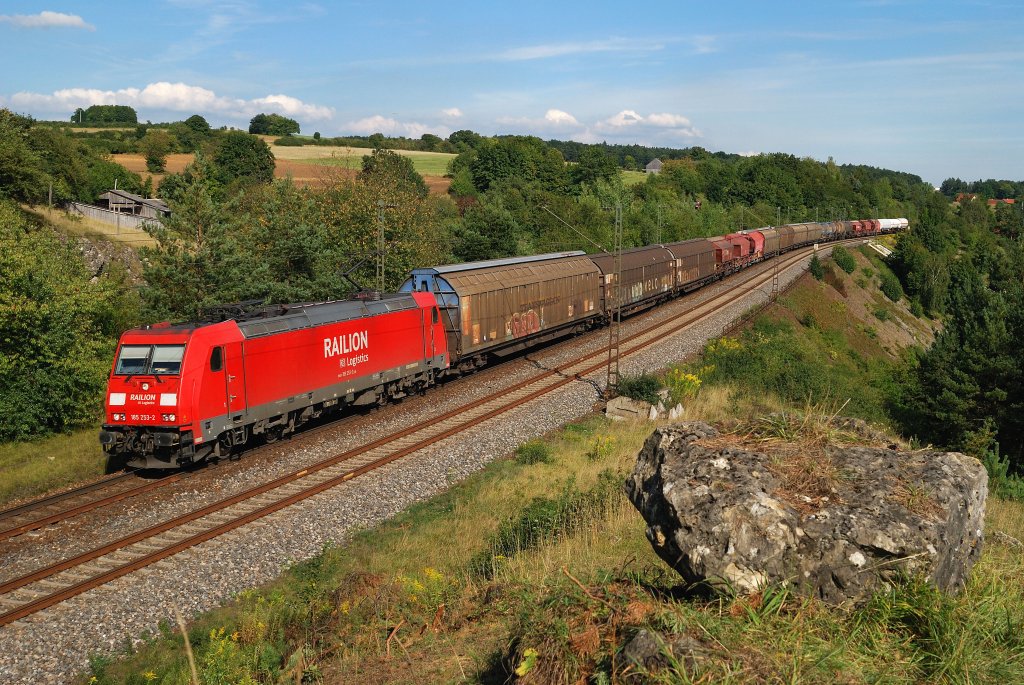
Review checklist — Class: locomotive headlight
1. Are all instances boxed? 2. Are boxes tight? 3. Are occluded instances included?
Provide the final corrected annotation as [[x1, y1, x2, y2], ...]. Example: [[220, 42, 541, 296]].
[[161, 413, 176, 422], [113, 413, 126, 421]]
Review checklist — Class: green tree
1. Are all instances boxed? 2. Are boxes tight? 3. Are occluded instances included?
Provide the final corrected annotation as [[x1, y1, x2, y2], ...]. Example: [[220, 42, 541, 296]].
[[809, 254, 824, 280], [247, 113, 300, 136], [0, 109, 48, 204], [184, 114, 211, 135], [897, 262, 1024, 466], [212, 131, 275, 186], [0, 202, 139, 439], [140, 129, 173, 172], [74, 105, 138, 124], [571, 147, 619, 188], [358, 148, 428, 198], [419, 133, 443, 151]]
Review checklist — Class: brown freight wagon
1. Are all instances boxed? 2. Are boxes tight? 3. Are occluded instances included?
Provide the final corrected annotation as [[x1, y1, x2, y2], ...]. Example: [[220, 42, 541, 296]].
[[787, 223, 812, 246], [758, 227, 781, 256], [588, 245, 676, 316], [664, 239, 718, 292], [400, 252, 602, 367], [776, 225, 796, 251]]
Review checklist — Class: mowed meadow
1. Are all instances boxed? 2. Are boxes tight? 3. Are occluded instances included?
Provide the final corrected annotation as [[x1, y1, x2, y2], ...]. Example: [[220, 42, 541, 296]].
[[112, 142, 456, 194]]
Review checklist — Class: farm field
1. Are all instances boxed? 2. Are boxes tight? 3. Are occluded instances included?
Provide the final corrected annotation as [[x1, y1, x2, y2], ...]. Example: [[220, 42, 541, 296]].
[[112, 145, 454, 194], [270, 143, 457, 176]]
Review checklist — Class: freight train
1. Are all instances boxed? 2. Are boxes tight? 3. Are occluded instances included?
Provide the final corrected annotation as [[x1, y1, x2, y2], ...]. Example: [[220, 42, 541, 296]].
[[100, 218, 908, 469]]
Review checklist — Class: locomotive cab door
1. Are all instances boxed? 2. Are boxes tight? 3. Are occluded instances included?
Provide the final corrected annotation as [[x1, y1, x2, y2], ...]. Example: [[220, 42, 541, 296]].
[[223, 341, 247, 421]]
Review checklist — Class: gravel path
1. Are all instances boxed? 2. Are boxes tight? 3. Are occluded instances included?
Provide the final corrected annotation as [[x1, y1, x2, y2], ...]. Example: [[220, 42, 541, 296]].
[[0, 248, 828, 684]]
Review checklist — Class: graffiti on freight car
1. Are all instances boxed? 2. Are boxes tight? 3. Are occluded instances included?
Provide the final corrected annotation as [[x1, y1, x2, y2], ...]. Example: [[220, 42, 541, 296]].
[[506, 309, 542, 338]]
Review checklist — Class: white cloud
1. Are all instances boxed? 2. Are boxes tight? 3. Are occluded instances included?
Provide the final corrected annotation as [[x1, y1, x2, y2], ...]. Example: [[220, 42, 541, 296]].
[[496, 37, 663, 61], [6, 81, 333, 121], [544, 109, 580, 126], [603, 110, 644, 127], [646, 112, 693, 127], [344, 114, 447, 139], [496, 108, 584, 132], [441, 107, 463, 118], [594, 109, 701, 138], [737, 150, 761, 157], [0, 11, 94, 30]]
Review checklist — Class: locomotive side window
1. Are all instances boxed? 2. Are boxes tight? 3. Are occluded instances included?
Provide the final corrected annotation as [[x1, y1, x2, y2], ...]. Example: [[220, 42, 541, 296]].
[[210, 346, 223, 372], [432, 307, 439, 324], [115, 345, 150, 375]]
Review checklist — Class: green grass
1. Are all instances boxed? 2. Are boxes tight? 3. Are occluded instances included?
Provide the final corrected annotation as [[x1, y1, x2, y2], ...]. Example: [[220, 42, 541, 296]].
[[0, 427, 107, 506], [622, 169, 648, 186], [274, 145, 456, 177]]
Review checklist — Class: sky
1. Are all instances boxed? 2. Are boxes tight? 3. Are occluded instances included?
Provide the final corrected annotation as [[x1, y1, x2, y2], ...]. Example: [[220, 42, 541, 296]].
[[1, 1, 1021, 186]]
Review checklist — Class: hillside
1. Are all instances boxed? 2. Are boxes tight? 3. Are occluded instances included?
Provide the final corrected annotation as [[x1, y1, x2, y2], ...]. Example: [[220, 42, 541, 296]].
[[77, 248, 1022, 685]]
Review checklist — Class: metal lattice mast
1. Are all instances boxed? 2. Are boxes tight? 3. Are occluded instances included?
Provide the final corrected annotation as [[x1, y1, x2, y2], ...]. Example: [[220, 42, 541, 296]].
[[605, 203, 623, 398], [770, 254, 780, 301], [376, 202, 386, 293]]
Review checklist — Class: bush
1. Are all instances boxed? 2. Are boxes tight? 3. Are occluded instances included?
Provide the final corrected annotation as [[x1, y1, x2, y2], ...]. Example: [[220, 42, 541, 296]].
[[809, 254, 824, 280], [272, 135, 304, 147], [874, 307, 891, 321], [515, 440, 553, 465], [910, 299, 925, 318], [880, 270, 904, 302], [469, 471, 621, 578], [616, 373, 662, 404], [832, 246, 857, 274]]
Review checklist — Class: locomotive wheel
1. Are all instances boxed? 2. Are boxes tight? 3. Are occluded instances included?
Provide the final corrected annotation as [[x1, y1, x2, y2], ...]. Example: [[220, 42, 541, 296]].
[[265, 425, 283, 443]]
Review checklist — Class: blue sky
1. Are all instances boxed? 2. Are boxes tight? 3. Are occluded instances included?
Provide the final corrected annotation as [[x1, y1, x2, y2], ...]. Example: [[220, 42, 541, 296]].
[[1, 1, 1021, 185]]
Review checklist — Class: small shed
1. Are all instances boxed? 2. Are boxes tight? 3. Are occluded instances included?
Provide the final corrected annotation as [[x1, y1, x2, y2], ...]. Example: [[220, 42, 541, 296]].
[[97, 189, 170, 219], [645, 158, 663, 174]]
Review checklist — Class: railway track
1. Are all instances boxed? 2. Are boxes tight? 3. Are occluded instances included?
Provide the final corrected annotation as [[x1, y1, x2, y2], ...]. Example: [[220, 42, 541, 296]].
[[0, 243, 832, 627], [0, 473, 171, 542]]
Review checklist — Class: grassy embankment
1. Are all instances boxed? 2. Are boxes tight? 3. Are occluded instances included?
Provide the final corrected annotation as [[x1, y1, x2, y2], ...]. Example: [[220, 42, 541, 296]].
[[80, 247, 1024, 683], [0, 429, 107, 506]]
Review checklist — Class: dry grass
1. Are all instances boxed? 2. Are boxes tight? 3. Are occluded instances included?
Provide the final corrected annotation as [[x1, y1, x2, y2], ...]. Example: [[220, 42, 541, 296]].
[[24, 205, 158, 247], [0, 427, 108, 507]]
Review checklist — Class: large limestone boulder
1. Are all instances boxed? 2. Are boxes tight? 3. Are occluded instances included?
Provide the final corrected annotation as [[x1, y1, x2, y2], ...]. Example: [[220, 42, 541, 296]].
[[624, 422, 988, 603]]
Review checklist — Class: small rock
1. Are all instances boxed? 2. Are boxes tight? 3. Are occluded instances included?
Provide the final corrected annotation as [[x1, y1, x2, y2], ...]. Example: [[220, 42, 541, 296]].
[[606, 396, 653, 421], [620, 629, 706, 680]]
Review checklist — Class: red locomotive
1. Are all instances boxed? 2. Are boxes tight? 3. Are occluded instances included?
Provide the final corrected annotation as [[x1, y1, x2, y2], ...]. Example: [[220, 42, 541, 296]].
[[100, 292, 447, 469]]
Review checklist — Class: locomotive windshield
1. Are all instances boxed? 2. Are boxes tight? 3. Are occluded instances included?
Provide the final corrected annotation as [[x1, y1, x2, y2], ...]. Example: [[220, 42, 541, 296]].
[[114, 344, 186, 375]]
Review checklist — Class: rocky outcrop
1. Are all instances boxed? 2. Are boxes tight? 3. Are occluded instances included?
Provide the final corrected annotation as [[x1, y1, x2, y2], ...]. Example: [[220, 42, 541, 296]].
[[624, 422, 988, 604]]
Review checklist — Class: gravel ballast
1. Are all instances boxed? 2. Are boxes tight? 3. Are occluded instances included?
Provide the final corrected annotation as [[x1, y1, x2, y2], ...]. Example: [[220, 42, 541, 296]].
[[0, 248, 831, 683]]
